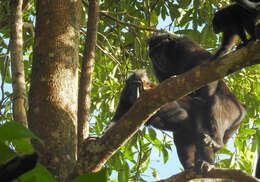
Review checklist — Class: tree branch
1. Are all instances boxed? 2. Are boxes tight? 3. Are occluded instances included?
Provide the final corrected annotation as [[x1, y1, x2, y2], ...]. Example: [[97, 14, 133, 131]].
[[10, 0, 28, 127], [158, 164, 260, 182], [69, 40, 260, 179], [100, 11, 171, 33], [78, 0, 99, 152], [23, 22, 34, 38], [0, 48, 10, 110]]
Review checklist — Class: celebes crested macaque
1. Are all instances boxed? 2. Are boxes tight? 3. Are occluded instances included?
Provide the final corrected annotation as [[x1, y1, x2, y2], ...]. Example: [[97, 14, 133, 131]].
[[212, 2, 260, 59], [146, 33, 246, 170]]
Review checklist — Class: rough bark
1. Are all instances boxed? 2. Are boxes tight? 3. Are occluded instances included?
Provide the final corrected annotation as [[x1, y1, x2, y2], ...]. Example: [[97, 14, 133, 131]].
[[70, 41, 260, 177], [159, 164, 260, 182], [28, 0, 81, 181], [0, 0, 32, 29], [78, 0, 99, 151], [10, 0, 28, 127]]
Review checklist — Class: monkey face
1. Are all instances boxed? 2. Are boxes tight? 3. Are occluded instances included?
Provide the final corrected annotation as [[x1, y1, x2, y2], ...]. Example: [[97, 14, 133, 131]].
[[128, 74, 155, 100], [129, 79, 142, 99]]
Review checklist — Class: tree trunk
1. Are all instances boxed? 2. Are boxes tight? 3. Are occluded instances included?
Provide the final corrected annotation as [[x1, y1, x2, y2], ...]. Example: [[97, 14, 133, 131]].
[[28, 0, 81, 181], [10, 0, 28, 127]]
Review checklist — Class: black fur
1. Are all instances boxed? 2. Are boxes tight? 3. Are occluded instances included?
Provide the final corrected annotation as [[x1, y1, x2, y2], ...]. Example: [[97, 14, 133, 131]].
[[212, 3, 260, 59], [0, 153, 38, 182], [146, 33, 246, 170], [256, 153, 260, 178], [112, 70, 154, 122], [232, 0, 260, 11]]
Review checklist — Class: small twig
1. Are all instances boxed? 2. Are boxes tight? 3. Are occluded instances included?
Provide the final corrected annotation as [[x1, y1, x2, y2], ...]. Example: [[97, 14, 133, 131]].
[[81, 0, 88, 7], [100, 10, 144, 24], [96, 43, 121, 65], [0, 53, 9, 58], [23, 22, 35, 38], [97, 32, 116, 54], [135, 135, 143, 182], [22, 0, 33, 11], [150, 0, 161, 12], [80, 29, 121, 65], [161, 130, 173, 139], [100, 11, 170, 33], [135, 36, 144, 60], [0, 49, 10, 107], [100, 10, 127, 15]]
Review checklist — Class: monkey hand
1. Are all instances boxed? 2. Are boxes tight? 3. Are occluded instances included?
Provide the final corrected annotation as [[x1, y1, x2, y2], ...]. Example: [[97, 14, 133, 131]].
[[201, 133, 222, 151], [194, 160, 215, 174]]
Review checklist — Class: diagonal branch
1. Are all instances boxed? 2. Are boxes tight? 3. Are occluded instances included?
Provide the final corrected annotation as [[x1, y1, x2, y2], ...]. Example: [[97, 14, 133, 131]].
[[69, 41, 260, 179], [159, 164, 260, 182]]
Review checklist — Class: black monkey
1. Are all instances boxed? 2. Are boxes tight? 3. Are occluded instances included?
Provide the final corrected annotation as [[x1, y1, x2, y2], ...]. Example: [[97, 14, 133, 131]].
[[232, 0, 260, 39], [212, 3, 260, 59], [146, 33, 246, 170], [146, 94, 217, 169], [256, 154, 260, 178], [0, 153, 38, 182], [111, 70, 155, 122], [107, 69, 187, 131], [147, 33, 211, 82], [256, 153, 260, 178], [107, 70, 214, 168]]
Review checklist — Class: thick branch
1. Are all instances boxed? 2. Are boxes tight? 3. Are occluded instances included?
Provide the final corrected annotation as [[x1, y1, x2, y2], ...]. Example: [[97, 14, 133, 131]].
[[10, 0, 28, 127], [159, 165, 260, 182], [71, 41, 260, 178], [78, 0, 99, 151]]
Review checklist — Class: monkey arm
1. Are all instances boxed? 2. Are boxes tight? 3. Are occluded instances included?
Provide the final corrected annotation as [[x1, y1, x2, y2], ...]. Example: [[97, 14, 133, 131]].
[[145, 101, 188, 131]]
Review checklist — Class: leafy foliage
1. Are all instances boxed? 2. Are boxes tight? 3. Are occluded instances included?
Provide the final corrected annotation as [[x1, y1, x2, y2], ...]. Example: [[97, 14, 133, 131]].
[[0, 0, 259, 181]]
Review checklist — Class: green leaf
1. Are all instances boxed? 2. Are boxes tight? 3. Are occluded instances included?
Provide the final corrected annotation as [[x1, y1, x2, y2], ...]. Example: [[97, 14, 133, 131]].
[[0, 122, 43, 144], [72, 168, 107, 182], [0, 142, 16, 164], [148, 128, 156, 140], [162, 148, 169, 163], [13, 164, 56, 182], [151, 168, 160, 180], [12, 138, 35, 153], [118, 162, 129, 182], [141, 148, 151, 164], [178, 0, 191, 8], [150, 11, 158, 26], [240, 128, 256, 135]]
